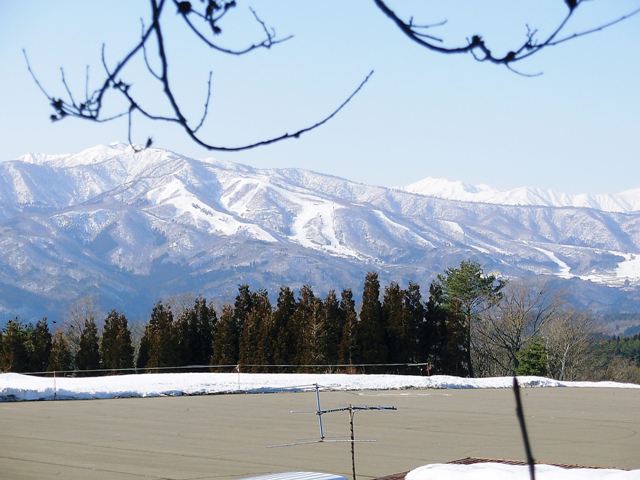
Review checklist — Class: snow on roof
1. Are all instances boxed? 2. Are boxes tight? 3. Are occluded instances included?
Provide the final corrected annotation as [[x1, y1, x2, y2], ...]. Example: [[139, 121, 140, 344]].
[[405, 463, 640, 480]]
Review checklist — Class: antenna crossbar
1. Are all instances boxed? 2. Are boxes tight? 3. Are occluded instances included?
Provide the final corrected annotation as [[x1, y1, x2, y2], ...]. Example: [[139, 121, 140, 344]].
[[273, 383, 398, 480]]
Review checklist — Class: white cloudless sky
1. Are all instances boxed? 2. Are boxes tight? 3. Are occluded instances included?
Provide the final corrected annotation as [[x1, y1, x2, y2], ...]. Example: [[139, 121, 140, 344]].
[[1, 0, 639, 193]]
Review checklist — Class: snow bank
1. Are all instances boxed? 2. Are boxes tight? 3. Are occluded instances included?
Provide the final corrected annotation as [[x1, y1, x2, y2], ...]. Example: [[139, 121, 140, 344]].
[[406, 463, 640, 479], [1, 372, 638, 402]]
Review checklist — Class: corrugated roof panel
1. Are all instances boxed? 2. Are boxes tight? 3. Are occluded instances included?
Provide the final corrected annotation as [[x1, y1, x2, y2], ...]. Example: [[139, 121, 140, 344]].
[[241, 472, 347, 480]]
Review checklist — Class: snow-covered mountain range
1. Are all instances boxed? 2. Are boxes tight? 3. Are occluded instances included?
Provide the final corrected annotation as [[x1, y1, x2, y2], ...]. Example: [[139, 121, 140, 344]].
[[2, 144, 640, 320], [404, 177, 640, 213]]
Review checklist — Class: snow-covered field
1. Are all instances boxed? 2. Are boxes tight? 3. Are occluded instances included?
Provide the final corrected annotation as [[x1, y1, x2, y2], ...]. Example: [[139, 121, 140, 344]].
[[1, 372, 638, 402], [406, 463, 640, 480]]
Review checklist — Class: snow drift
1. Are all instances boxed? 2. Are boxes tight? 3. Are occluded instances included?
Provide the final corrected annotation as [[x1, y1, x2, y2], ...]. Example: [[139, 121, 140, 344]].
[[1, 372, 638, 402]]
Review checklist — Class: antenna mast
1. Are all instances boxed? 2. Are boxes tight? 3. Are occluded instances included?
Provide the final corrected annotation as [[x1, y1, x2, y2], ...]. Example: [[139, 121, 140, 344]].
[[271, 383, 397, 480]]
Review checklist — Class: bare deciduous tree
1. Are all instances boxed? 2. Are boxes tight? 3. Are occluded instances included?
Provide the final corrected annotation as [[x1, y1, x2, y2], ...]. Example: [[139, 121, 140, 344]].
[[543, 309, 594, 381], [62, 296, 101, 357], [473, 280, 560, 376]]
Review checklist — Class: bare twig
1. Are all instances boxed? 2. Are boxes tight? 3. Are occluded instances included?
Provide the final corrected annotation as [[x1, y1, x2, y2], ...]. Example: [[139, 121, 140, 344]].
[[373, 0, 640, 72], [140, 19, 162, 81], [24, 0, 366, 152], [194, 71, 213, 134], [60, 67, 77, 107]]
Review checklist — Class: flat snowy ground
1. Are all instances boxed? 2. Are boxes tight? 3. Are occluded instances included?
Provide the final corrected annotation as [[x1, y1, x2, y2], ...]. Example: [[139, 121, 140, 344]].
[[1, 372, 639, 401], [406, 463, 640, 479]]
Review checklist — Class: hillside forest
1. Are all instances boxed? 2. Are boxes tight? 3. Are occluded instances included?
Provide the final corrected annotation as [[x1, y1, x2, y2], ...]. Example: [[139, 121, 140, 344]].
[[1, 261, 639, 383]]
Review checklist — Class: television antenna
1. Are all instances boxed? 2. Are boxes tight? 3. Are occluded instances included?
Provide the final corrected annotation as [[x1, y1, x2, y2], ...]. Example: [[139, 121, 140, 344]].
[[269, 384, 396, 480]]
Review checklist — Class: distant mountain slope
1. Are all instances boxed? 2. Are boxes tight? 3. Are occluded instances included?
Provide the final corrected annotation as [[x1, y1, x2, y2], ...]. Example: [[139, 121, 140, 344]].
[[404, 177, 640, 213], [1, 144, 640, 319]]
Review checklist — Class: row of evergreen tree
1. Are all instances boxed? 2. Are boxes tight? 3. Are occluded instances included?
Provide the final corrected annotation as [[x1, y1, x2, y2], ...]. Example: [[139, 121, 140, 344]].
[[0, 311, 134, 374], [1, 270, 478, 375]]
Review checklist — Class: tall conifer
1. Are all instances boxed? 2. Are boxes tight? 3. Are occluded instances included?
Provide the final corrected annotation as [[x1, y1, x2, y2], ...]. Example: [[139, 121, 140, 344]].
[[293, 285, 315, 366], [30, 318, 52, 372], [270, 287, 297, 370], [145, 302, 177, 369], [101, 310, 135, 372], [211, 304, 238, 366], [339, 289, 359, 368], [358, 272, 388, 369], [0, 319, 30, 372], [76, 317, 101, 372], [383, 282, 406, 366], [48, 331, 73, 372], [322, 290, 343, 368], [403, 282, 424, 364], [239, 289, 271, 370]]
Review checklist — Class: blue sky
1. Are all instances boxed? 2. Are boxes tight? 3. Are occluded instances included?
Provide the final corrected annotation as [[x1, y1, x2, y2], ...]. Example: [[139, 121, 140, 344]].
[[1, 1, 639, 193]]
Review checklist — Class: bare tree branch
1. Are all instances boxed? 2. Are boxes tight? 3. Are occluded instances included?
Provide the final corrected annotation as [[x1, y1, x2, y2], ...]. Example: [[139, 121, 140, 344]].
[[194, 71, 213, 134], [140, 19, 162, 81], [25, 1, 639, 151], [373, 0, 640, 71], [177, 2, 294, 55], [25, 0, 369, 152]]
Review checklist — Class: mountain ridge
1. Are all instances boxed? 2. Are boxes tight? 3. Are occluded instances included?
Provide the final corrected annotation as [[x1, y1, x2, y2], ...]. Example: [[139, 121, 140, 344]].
[[2, 144, 640, 320], [404, 176, 640, 213]]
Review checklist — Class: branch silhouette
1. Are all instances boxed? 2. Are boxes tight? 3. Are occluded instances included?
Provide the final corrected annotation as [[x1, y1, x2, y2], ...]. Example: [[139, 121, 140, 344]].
[[374, 0, 640, 76], [23, 0, 373, 152], [23, 1, 640, 151]]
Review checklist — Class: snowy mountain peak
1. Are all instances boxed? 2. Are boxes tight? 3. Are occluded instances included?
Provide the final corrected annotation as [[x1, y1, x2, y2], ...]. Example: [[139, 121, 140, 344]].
[[404, 177, 496, 197], [2, 145, 640, 319], [404, 177, 640, 213]]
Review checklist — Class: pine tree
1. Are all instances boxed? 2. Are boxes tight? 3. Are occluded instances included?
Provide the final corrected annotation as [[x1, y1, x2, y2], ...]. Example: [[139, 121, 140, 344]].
[[0, 319, 31, 372], [145, 302, 177, 369], [175, 305, 197, 366], [293, 285, 316, 367], [322, 290, 343, 369], [101, 310, 135, 372], [254, 291, 272, 367], [30, 318, 52, 372], [239, 290, 271, 370], [424, 282, 460, 374], [234, 285, 253, 342], [270, 287, 297, 370], [358, 272, 388, 370], [174, 297, 216, 366], [305, 296, 326, 368], [403, 282, 424, 364], [338, 288, 359, 368], [136, 327, 150, 371], [75, 316, 101, 372], [383, 282, 406, 368], [211, 304, 238, 366], [435, 260, 504, 377], [257, 302, 275, 369], [48, 331, 73, 372], [194, 297, 216, 365], [516, 337, 548, 376]]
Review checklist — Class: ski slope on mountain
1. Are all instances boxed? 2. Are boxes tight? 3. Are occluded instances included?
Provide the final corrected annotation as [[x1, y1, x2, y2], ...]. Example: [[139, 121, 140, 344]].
[[1, 144, 640, 318]]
